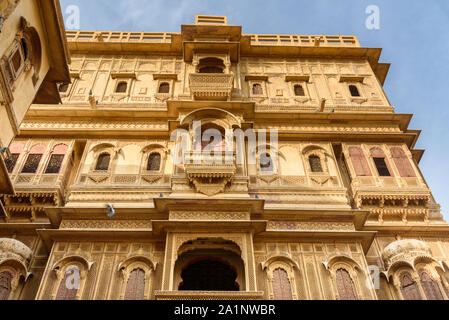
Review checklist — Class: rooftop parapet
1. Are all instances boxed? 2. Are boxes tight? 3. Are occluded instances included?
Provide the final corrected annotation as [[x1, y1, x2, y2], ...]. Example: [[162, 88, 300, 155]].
[[66, 30, 359, 48]]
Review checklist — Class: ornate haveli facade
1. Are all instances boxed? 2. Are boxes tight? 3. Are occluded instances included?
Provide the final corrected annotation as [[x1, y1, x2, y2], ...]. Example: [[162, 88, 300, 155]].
[[0, 14, 449, 300]]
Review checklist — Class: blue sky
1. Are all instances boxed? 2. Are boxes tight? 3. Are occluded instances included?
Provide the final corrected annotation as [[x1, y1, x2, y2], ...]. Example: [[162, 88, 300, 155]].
[[60, 0, 449, 220]]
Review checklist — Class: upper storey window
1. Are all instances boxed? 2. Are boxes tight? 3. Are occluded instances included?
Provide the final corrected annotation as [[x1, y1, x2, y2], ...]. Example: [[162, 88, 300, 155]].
[[158, 82, 170, 93], [390, 147, 416, 177], [198, 58, 225, 73], [335, 269, 358, 300], [252, 83, 263, 95], [309, 155, 323, 173], [44, 144, 68, 174], [0, 271, 13, 300], [349, 85, 360, 97], [95, 153, 111, 171], [147, 153, 161, 171], [260, 153, 273, 172], [21, 144, 45, 174], [373, 158, 390, 177], [348, 146, 372, 176], [294, 84, 305, 96], [400, 273, 422, 300], [370, 148, 392, 177], [4, 142, 24, 174], [115, 81, 128, 93]]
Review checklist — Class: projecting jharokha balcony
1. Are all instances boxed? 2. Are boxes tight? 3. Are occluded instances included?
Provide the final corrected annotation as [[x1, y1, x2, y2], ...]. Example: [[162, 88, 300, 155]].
[[189, 73, 234, 101], [183, 151, 236, 196]]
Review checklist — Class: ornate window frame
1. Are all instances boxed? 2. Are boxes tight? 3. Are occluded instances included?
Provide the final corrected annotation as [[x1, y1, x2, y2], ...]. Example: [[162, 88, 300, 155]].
[[51, 256, 93, 300], [139, 144, 167, 184], [153, 74, 177, 102], [43, 143, 68, 175], [118, 256, 156, 300], [89, 144, 118, 174], [111, 73, 136, 100], [285, 76, 311, 103], [323, 255, 364, 300], [262, 256, 299, 300], [302, 146, 329, 175], [0, 265, 26, 300]]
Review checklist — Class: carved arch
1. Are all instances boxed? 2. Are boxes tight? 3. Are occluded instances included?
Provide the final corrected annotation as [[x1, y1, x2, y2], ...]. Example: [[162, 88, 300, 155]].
[[262, 254, 299, 300], [323, 255, 365, 300], [51, 256, 93, 300], [118, 256, 156, 300], [180, 108, 241, 129]]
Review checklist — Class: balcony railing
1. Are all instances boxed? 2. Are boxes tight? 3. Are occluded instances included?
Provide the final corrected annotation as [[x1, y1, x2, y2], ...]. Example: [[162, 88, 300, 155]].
[[183, 151, 236, 196], [189, 73, 234, 101]]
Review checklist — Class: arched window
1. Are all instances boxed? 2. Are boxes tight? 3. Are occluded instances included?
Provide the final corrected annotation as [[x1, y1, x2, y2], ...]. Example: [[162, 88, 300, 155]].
[[179, 259, 239, 291], [272, 268, 293, 300], [195, 123, 226, 152], [335, 269, 358, 300], [45, 144, 68, 174], [370, 148, 392, 177], [349, 85, 360, 97], [59, 83, 69, 93], [116, 81, 128, 93], [55, 266, 79, 300], [4, 142, 24, 174], [0, 271, 13, 300], [348, 146, 372, 176], [21, 144, 45, 174], [95, 153, 111, 171], [260, 153, 273, 172], [390, 147, 416, 177], [400, 272, 422, 300], [197, 58, 225, 74], [294, 85, 305, 96], [147, 153, 161, 171], [158, 82, 170, 93], [252, 83, 263, 95], [124, 268, 145, 300], [420, 271, 444, 300], [308, 155, 323, 173]]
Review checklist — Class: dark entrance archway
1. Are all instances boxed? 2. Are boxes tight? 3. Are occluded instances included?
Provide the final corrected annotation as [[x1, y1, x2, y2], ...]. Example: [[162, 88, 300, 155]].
[[179, 258, 239, 291]]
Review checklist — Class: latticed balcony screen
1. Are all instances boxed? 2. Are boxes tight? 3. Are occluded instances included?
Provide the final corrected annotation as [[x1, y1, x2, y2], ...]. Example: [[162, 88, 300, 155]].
[[400, 273, 422, 300], [335, 269, 358, 300], [124, 268, 145, 300], [45, 154, 65, 174], [294, 85, 305, 96], [420, 271, 444, 300], [272, 268, 293, 300], [309, 156, 323, 173], [0, 271, 12, 300], [4, 154, 19, 173], [56, 269, 78, 300], [95, 153, 111, 171], [147, 153, 161, 171], [21, 154, 43, 173]]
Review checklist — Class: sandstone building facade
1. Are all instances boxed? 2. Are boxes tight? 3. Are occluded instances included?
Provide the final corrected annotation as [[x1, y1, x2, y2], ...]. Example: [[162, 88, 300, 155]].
[[0, 0, 70, 195], [0, 14, 448, 300]]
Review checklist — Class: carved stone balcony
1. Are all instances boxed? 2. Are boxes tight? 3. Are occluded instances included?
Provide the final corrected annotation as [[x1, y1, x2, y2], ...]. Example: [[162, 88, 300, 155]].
[[184, 151, 236, 196], [189, 73, 234, 101]]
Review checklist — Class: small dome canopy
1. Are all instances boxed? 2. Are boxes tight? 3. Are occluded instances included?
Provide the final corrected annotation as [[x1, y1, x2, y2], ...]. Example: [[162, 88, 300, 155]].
[[382, 239, 432, 269], [0, 238, 33, 265]]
